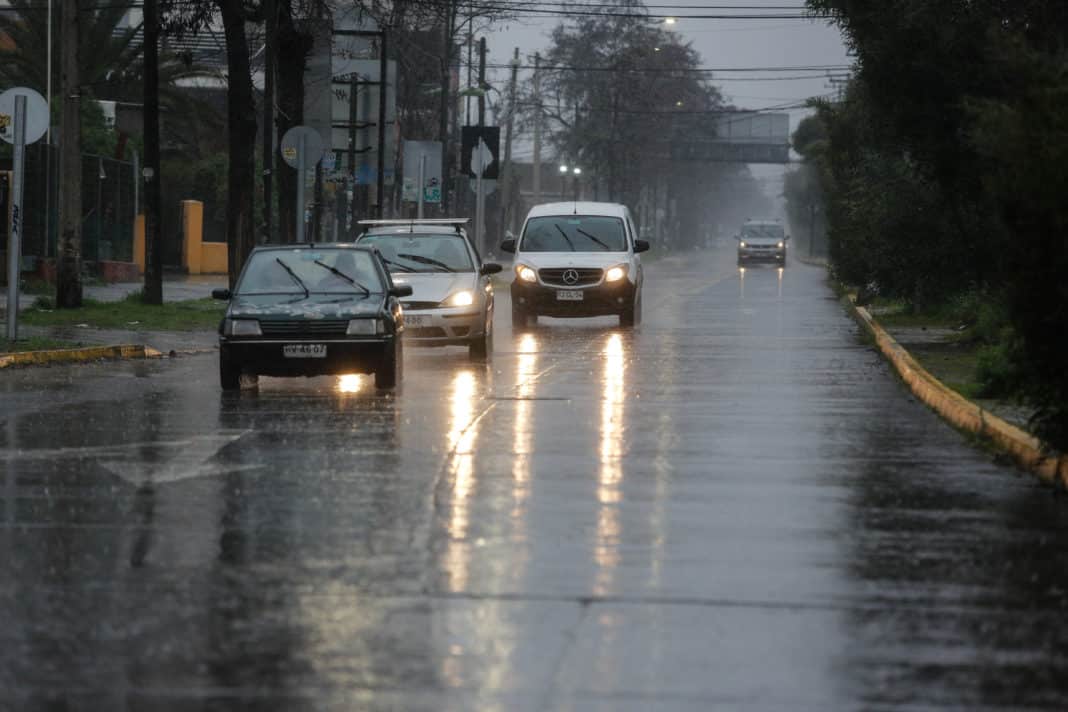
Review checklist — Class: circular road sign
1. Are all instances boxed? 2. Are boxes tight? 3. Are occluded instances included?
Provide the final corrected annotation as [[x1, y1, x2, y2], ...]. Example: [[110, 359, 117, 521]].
[[280, 126, 325, 169], [0, 87, 49, 145]]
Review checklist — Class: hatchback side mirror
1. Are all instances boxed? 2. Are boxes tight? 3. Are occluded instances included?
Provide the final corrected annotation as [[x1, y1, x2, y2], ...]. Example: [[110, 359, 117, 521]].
[[634, 240, 650, 254], [500, 238, 517, 254], [389, 285, 414, 298], [212, 288, 232, 300], [480, 262, 503, 276]]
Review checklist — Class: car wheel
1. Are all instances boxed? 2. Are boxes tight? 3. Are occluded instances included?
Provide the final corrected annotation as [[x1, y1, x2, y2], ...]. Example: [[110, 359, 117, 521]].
[[511, 303, 528, 329], [620, 292, 641, 327], [375, 339, 402, 389], [469, 320, 492, 362], [220, 355, 241, 391]]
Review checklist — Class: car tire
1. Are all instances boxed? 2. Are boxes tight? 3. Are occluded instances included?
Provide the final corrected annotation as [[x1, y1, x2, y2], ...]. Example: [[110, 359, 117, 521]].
[[620, 292, 641, 327], [469, 321, 492, 362], [220, 355, 241, 391], [375, 339, 402, 389], [512, 304, 529, 329]]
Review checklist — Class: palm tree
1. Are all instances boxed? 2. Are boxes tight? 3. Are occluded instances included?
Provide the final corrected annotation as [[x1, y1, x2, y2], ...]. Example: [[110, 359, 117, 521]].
[[0, 0, 221, 153]]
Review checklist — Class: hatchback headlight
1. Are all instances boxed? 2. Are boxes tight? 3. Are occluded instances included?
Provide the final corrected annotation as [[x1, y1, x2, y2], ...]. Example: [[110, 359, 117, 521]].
[[224, 318, 262, 337], [346, 318, 381, 336], [444, 290, 475, 307], [516, 265, 537, 283], [605, 265, 627, 283]]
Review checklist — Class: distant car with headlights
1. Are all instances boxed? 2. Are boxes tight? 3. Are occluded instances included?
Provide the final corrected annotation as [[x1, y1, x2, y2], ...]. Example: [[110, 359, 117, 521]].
[[213, 244, 412, 390], [501, 202, 649, 327], [354, 219, 502, 361], [736, 219, 789, 265]]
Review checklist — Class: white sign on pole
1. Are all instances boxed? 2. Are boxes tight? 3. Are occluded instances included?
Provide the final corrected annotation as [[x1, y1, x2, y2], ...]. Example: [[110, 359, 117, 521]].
[[3, 88, 48, 341]]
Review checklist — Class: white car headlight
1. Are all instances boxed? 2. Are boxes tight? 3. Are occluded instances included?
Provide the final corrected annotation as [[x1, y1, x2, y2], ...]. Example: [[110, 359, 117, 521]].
[[444, 290, 475, 307], [517, 265, 537, 283], [605, 266, 627, 283], [346, 318, 381, 336], [225, 318, 262, 337], [739, 241, 747, 248], [777, 241, 784, 249]]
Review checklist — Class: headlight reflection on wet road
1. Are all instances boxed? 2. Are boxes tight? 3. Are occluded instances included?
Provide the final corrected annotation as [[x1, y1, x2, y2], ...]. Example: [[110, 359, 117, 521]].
[[595, 333, 626, 595], [444, 369, 480, 591]]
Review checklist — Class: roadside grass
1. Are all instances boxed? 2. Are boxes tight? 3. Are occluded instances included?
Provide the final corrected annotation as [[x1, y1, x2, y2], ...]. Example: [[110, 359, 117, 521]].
[[1, 336, 85, 354], [908, 343, 983, 400], [19, 292, 225, 331]]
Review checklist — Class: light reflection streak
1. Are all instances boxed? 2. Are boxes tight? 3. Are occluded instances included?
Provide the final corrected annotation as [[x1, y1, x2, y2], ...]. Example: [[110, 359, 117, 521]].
[[595, 333, 626, 596], [445, 370, 480, 592], [739, 266, 746, 299], [513, 333, 539, 509], [778, 266, 784, 299]]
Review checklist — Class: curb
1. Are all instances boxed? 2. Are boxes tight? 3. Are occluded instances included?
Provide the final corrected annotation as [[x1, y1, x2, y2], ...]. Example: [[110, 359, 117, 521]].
[[0, 344, 164, 369], [847, 296, 1068, 488], [794, 254, 829, 268]]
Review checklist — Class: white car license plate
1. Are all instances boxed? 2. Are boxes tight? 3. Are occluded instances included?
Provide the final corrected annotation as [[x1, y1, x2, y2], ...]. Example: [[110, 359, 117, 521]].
[[283, 344, 327, 358], [556, 290, 584, 301], [405, 314, 428, 328]]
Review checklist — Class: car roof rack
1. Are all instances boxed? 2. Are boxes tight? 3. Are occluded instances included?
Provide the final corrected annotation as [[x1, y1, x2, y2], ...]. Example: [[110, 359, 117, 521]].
[[357, 218, 470, 234]]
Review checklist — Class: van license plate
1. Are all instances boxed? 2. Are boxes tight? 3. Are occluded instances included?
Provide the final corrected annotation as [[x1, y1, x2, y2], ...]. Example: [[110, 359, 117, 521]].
[[283, 344, 327, 358], [556, 290, 584, 301]]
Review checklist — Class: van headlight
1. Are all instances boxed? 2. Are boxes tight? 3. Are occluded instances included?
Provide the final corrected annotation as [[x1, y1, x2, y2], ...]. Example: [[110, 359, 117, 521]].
[[443, 290, 475, 307], [223, 318, 262, 336], [346, 318, 382, 335], [516, 265, 537, 283], [605, 265, 627, 283]]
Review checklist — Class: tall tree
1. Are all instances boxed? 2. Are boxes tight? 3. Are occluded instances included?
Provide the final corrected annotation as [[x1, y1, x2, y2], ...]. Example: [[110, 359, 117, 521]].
[[56, 0, 81, 308], [143, 0, 163, 304]]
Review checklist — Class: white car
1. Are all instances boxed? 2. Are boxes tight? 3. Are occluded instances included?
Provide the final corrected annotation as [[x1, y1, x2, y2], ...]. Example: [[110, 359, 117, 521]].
[[736, 219, 789, 265], [355, 219, 502, 361], [502, 202, 649, 327]]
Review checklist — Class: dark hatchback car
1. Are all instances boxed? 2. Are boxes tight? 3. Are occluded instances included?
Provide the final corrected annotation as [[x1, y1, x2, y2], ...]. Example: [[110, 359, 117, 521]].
[[212, 244, 412, 390]]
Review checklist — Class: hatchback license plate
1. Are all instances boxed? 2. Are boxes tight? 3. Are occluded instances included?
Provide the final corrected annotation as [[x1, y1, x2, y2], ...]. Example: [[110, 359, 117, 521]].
[[283, 344, 327, 358], [556, 290, 584, 301], [405, 315, 428, 328]]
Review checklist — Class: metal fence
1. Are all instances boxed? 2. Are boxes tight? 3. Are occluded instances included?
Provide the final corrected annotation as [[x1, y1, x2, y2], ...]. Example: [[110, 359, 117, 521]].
[[7, 144, 137, 265]]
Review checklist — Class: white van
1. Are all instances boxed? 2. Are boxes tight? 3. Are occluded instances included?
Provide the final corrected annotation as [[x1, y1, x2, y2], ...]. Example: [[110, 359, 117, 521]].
[[501, 202, 649, 327]]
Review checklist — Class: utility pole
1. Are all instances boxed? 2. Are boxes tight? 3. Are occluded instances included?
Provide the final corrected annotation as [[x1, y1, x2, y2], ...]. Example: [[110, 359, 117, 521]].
[[375, 30, 387, 218], [142, 0, 162, 304], [477, 37, 487, 126], [262, 0, 276, 243], [499, 47, 519, 236], [438, 1, 454, 213], [56, 0, 82, 308], [532, 52, 542, 203]]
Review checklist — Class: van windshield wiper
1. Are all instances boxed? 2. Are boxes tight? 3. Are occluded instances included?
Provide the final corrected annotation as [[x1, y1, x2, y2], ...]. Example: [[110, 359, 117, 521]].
[[553, 224, 577, 251], [576, 228, 611, 250], [275, 258, 308, 298], [313, 260, 371, 295]]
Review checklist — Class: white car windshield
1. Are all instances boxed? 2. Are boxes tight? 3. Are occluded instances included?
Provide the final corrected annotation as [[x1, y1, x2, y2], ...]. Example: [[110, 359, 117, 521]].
[[359, 233, 474, 273], [236, 249, 383, 295], [742, 224, 785, 239], [520, 216, 628, 252]]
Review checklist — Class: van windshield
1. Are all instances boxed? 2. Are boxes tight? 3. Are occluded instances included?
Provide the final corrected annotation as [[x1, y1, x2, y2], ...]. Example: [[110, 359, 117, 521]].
[[741, 224, 785, 239], [520, 216, 628, 252]]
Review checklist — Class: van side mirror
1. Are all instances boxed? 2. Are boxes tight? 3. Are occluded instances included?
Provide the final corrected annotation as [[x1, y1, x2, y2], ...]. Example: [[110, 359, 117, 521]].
[[212, 288, 232, 300], [500, 238, 517, 254], [785, 235, 791, 241], [634, 240, 650, 254], [389, 285, 414, 298], [480, 263, 503, 276]]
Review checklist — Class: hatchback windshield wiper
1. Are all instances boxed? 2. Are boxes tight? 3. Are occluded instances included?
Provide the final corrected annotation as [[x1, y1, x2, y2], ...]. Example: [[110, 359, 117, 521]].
[[397, 253, 454, 272], [275, 258, 309, 298], [313, 260, 371, 295], [576, 228, 611, 250], [553, 224, 577, 251]]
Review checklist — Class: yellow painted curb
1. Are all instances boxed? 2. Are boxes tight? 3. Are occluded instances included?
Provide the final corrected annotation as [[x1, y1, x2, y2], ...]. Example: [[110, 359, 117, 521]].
[[848, 297, 1068, 488], [0, 344, 162, 369]]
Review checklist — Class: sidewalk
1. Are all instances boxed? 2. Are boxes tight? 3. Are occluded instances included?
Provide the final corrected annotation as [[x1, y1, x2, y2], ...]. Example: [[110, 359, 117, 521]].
[[0, 274, 223, 312]]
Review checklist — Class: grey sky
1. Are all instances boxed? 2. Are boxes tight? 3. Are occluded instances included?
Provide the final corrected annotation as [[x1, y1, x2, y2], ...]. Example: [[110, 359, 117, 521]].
[[480, 0, 852, 210]]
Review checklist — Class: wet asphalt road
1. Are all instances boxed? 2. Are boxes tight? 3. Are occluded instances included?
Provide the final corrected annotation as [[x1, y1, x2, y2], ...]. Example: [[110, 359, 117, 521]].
[[3, 246, 1068, 711]]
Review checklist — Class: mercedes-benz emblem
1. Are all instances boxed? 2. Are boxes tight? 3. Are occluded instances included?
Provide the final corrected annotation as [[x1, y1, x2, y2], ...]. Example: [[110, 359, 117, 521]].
[[562, 269, 580, 285]]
